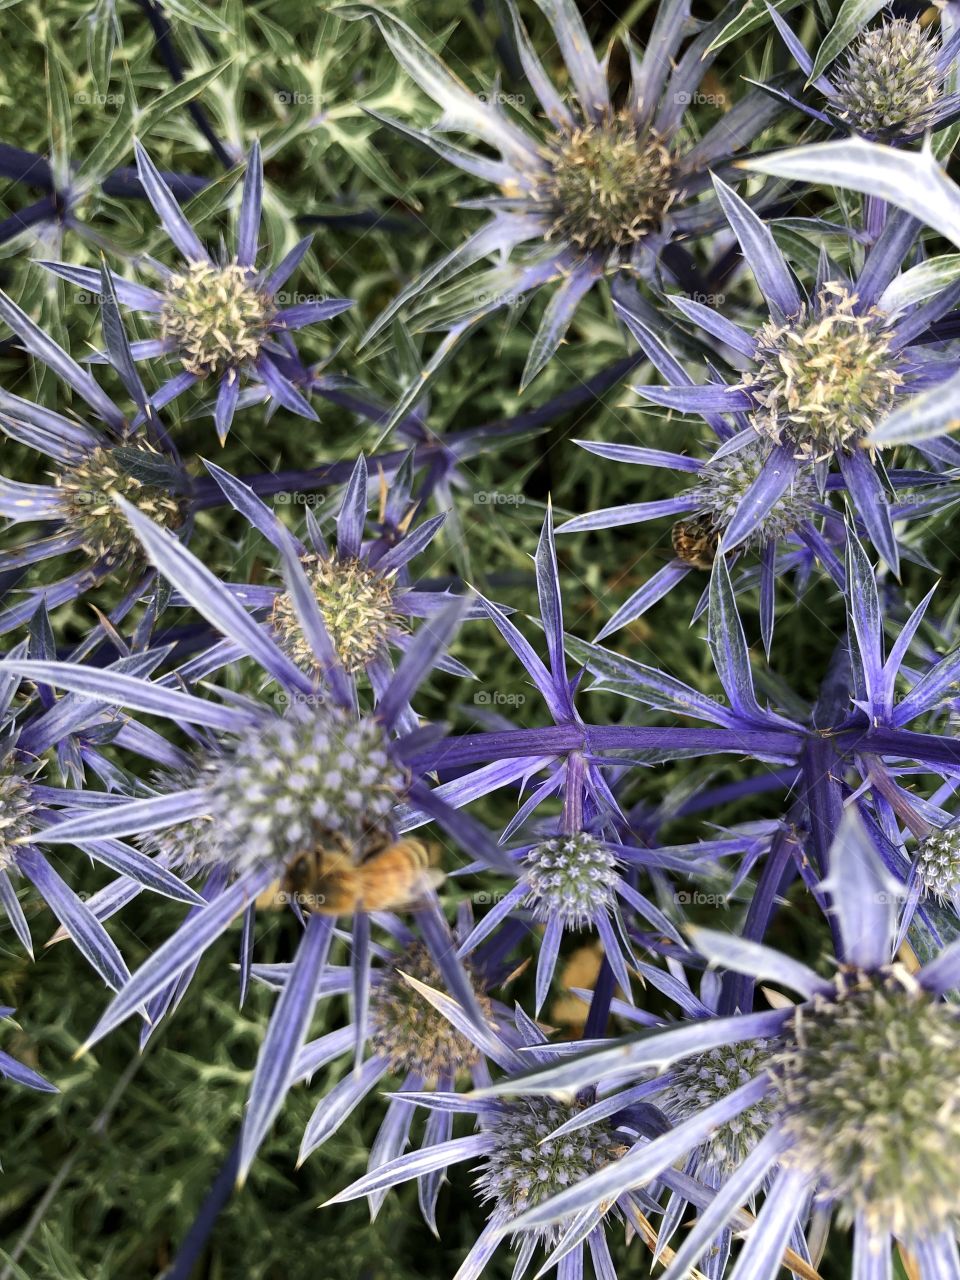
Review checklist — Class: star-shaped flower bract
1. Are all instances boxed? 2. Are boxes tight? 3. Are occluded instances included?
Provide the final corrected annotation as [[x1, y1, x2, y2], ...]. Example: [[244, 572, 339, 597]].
[[41, 142, 353, 442]]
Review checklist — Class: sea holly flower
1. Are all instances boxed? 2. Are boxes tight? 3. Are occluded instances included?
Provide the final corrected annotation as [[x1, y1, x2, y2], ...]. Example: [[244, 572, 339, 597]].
[[473, 809, 960, 1277], [615, 180, 960, 576], [456, 815, 720, 1018], [558, 428, 830, 648], [250, 903, 522, 1229], [762, 9, 960, 145], [346, 0, 790, 419], [0, 634, 203, 990], [40, 141, 353, 442], [321, 982, 666, 1279], [0, 497, 515, 1184], [559, 406, 956, 647], [203, 452, 479, 687], [737, 136, 960, 449], [568, 535, 960, 931], [0, 281, 194, 635]]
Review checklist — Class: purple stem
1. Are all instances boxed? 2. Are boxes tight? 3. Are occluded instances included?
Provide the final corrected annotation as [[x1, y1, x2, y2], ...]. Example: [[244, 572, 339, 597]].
[[163, 1135, 241, 1280]]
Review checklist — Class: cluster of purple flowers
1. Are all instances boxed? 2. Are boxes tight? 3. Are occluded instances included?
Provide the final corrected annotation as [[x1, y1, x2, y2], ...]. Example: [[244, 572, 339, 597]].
[[6, 0, 960, 1275]]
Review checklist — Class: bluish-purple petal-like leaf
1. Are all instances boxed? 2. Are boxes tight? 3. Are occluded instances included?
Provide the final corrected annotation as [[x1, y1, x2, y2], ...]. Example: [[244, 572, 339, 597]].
[[255, 352, 319, 420], [838, 450, 899, 575], [203, 458, 299, 554], [559, 495, 700, 534], [80, 868, 274, 1049], [844, 527, 884, 709], [273, 299, 354, 330], [658, 1130, 791, 1280], [521, 262, 603, 391], [535, 914, 564, 1017], [474, 1009, 791, 1096], [0, 659, 248, 732], [38, 259, 163, 310], [301, 1056, 393, 1168], [322, 1133, 496, 1206], [872, 365, 960, 447], [0, 1048, 57, 1093], [0, 869, 32, 956], [0, 289, 125, 430], [214, 372, 240, 444], [375, 515, 445, 575], [635, 383, 754, 413], [712, 174, 802, 318], [667, 294, 756, 357], [134, 140, 209, 263], [536, 501, 573, 716], [337, 454, 368, 560], [531, 0, 608, 120], [723, 444, 799, 551], [236, 140, 262, 269], [498, 1075, 773, 1236], [745, 139, 960, 249], [17, 846, 131, 993], [115, 495, 316, 695], [687, 926, 828, 997], [503, 0, 573, 129], [238, 911, 333, 1184], [264, 235, 314, 296], [34, 789, 212, 845], [574, 440, 702, 472], [708, 553, 765, 723], [721, 1164, 808, 1280], [595, 563, 692, 641], [819, 806, 902, 969]]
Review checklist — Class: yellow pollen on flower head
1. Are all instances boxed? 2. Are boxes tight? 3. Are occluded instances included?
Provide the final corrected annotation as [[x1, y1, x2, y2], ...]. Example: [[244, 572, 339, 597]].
[[268, 554, 402, 675], [160, 260, 273, 378], [56, 443, 187, 569], [748, 286, 904, 460], [539, 109, 678, 252]]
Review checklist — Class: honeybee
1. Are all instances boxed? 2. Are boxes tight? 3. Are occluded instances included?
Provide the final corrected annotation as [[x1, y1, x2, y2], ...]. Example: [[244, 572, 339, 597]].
[[671, 517, 720, 571], [281, 831, 443, 915]]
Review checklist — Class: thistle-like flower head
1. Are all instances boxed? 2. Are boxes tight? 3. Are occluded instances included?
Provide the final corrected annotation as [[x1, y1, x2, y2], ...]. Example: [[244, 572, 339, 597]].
[[540, 112, 678, 252], [159, 260, 276, 379], [767, 11, 959, 143], [207, 698, 406, 879], [749, 285, 904, 459], [0, 749, 40, 873], [775, 965, 960, 1239], [475, 1100, 624, 1247], [523, 832, 620, 930], [472, 812, 960, 1275], [55, 442, 188, 570], [832, 20, 944, 139], [369, 943, 490, 1078], [609, 177, 960, 577], [0, 288, 194, 634], [269, 554, 401, 676], [915, 824, 960, 903], [666, 1039, 776, 1176], [692, 438, 819, 543], [207, 453, 463, 682]]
